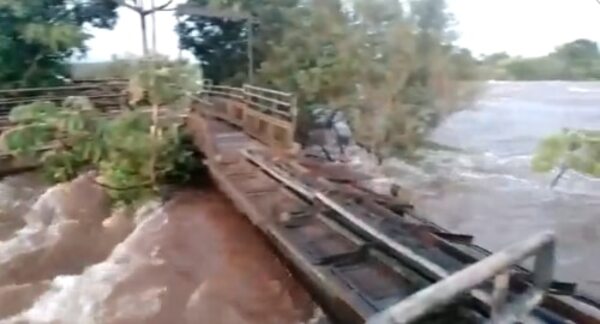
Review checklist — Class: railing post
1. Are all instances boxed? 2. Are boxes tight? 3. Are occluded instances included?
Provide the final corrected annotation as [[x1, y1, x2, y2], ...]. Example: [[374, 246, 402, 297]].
[[367, 231, 556, 324]]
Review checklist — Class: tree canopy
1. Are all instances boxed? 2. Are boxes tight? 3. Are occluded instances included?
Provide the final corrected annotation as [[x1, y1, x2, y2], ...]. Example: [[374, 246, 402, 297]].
[[178, 0, 478, 157], [177, 0, 299, 84], [483, 39, 600, 80], [0, 0, 119, 89]]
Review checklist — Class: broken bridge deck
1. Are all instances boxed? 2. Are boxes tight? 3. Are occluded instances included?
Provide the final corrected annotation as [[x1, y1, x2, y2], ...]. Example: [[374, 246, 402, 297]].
[[185, 83, 600, 324]]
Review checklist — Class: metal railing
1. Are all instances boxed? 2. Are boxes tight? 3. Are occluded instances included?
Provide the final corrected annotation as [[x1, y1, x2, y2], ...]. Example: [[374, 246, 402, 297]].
[[200, 83, 296, 121], [367, 231, 556, 324], [0, 80, 128, 117], [195, 82, 297, 149]]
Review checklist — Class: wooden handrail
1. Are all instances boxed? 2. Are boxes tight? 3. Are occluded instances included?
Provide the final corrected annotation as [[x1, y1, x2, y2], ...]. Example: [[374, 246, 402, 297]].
[[244, 84, 293, 98], [193, 81, 297, 149], [244, 91, 293, 108]]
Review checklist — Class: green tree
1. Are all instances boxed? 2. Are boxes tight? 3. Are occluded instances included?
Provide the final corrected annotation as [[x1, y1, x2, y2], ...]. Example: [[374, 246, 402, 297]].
[[449, 48, 480, 80], [552, 39, 600, 79], [259, 0, 355, 104], [484, 39, 600, 81], [554, 39, 599, 63], [177, 0, 299, 84], [0, 0, 118, 88], [258, 0, 467, 156], [533, 130, 600, 185], [504, 57, 565, 80], [179, 0, 474, 157], [482, 52, 510, 65]]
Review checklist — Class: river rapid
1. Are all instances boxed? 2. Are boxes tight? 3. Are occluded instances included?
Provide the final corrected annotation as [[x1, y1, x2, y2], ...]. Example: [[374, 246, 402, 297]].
[[359, 81, 600, 297], [0, 174, 320, 323], [0, 81, 598, 322]]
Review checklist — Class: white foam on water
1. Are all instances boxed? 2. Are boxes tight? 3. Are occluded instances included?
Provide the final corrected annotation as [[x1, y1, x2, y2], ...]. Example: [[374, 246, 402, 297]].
[[6, 202, 167, 324], [0, 184, 66, 264], [568, 86, 593, 93]]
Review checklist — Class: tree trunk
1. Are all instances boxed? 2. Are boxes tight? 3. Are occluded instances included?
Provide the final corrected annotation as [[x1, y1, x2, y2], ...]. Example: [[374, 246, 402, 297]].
[[150, 103, 159, 185], [140, 13, 149, 56], [151, 0, 157, 53]]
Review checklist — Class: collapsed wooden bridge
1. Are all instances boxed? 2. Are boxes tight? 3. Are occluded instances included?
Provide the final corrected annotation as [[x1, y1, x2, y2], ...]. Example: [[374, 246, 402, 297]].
[[1, 81, 600, 323], [186, 83, 600, 324]]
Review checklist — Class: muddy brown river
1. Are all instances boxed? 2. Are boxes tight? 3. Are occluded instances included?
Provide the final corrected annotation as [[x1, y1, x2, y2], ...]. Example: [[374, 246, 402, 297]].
[[0, 175, 319, 323], [0, 81, 598, 322]]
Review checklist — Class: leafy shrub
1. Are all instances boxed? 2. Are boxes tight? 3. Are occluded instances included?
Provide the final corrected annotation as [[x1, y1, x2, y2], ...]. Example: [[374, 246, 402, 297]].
[[533, 130, 600, 180], [1, 58, 204, 206]]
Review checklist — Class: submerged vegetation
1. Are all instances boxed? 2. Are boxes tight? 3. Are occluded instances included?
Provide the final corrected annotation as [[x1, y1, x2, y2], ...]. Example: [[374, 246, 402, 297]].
[[533, 130, 600, 184], [522, 41, 600, 181], [1, 58, 204, 206]]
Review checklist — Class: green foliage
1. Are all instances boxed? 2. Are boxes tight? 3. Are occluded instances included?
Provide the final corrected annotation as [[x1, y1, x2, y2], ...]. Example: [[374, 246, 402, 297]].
[[258, 0, 475, 155], [2, 60, 204, 206], [0, 0, 118, 89], [533, 130, 600, 178], [483, 39, 600, 80], [128, 57, 203, 107], [178, 0, 477, 157], [259, 0, 355, 104], [177, 0, 300, 84], [3, 99, 105, 181]]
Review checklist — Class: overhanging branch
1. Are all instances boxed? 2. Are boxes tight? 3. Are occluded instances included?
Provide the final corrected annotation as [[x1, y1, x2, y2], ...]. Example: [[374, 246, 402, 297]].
[[142, 0, 175, 15], [154, 0, 174, 12], [116, 0, 144, 13], [116, 0, 174, 15]]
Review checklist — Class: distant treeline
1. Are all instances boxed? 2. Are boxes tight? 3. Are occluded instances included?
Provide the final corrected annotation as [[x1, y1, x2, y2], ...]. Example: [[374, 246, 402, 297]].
[[479, 39, 600, 81]]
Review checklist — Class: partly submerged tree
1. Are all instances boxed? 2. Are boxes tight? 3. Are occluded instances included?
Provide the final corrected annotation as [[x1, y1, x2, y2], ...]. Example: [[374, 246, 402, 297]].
[[0, 0, 119, 88], [533, 130, 600, 186], [532, 1, 600, 183]]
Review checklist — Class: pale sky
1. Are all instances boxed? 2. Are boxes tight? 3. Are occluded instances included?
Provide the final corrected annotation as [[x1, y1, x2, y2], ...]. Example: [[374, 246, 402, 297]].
[[85, 0, 600, 61]]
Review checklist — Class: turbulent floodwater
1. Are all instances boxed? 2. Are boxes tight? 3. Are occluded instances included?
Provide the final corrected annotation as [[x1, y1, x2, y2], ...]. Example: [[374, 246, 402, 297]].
[[369, 81, 600, 296], [0, 81, 598, 323], [0, 175, 318, 323]]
